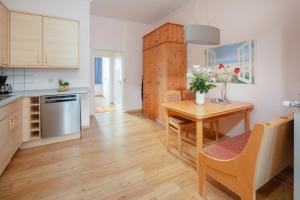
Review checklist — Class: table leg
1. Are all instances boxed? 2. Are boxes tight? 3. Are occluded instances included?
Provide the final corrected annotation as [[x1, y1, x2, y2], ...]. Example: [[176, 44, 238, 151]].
[[214, 120, 219, 141], [164, 108, 170, 151], [245, 109, 250, 132], [196, 120, 203, 173], [209, 121, 214, 136]]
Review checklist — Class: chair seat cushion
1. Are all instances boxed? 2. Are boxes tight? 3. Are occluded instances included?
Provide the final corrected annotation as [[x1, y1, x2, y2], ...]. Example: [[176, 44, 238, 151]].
[[169, 116, 193, 125], [203, 131, 251, 160]]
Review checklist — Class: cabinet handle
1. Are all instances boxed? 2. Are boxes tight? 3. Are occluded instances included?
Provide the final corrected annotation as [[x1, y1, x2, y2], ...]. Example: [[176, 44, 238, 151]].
[[9, 119, 13, 133], [12, 118, 15, 130], [45, 54, 48, 64]]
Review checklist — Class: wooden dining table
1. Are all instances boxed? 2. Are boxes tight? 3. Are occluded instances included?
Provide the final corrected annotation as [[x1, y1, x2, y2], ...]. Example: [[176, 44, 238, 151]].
[[161, 98, 254, 172]]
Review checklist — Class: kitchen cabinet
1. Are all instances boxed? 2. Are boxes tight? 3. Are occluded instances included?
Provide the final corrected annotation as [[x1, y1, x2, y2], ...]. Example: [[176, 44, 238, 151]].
[[9, 12, 79, 68], [10, 12, 43, 66], [43, 17, 79, 68], [0, 99, 23, 175], [0, 2, 9, 66]]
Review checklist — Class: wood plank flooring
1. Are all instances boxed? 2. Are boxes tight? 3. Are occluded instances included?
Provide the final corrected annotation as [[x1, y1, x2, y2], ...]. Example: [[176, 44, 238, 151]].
[[0, 112, 293, 200]]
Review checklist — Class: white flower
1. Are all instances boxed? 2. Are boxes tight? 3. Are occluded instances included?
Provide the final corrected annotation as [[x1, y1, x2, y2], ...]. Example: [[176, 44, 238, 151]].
[[209, 77, 217, 83]]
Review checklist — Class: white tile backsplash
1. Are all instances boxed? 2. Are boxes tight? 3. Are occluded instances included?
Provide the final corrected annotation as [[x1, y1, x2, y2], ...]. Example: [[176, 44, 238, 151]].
[[2, 67, 34, 91]]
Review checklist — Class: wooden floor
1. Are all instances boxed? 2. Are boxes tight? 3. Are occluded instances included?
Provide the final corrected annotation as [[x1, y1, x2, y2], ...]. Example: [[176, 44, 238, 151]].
[[0, 112, 293, 200]]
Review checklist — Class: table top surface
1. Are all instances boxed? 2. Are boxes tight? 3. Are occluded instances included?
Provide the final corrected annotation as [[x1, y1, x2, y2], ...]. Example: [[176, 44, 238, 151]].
[[161, 98, 254, 120]]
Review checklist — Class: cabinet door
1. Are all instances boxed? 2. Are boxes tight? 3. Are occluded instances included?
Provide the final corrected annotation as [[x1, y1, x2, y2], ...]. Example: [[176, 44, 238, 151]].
[[0, 117, 12, 174], [43, 17, 79, 68], [166, 43, 187, 90], [11, 109, 23, 150], [10, 12, 43, 66], [0, 2, 9, 65]]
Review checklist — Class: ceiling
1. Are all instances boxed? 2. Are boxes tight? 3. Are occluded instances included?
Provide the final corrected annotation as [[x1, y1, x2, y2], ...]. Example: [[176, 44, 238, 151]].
[[90, 0, 191, 24]]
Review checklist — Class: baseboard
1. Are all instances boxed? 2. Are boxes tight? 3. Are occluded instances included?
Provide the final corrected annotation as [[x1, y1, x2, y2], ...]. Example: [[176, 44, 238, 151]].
[[82, 125, 90, 130], [20, 133, 81, 149], [125, 109, 142, 113]]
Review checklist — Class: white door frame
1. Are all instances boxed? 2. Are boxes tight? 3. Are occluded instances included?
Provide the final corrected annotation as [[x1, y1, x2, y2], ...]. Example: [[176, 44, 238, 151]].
[[113, 52, 124, 110], [93, 49, 124, 111]]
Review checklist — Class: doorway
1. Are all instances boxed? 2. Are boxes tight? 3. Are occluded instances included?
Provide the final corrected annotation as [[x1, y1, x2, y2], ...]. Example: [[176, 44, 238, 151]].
[[94, 50, 124, 113]]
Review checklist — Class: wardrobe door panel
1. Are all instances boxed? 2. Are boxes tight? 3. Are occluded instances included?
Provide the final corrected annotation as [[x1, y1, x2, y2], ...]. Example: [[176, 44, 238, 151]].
[[166, 43, 187, 90]]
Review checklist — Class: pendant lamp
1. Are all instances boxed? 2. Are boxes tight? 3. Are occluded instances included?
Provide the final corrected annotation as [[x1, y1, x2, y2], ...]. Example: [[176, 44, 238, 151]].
[[184, 0, 220, 45]]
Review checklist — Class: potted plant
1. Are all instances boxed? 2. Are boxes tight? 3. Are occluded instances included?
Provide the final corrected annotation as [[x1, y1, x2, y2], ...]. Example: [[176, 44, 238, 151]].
[[190, 70, 216, 104], [58, 79, 70, 92]]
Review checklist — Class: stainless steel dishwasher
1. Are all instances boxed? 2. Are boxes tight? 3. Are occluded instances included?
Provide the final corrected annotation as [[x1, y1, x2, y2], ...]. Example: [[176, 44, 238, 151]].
[[41, 94, 81, 138]]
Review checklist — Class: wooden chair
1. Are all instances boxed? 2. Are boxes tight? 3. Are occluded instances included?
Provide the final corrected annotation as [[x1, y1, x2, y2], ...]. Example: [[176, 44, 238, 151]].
[[164, 90, 218, 158], [198, 115, 293, 200], [181, 89, 196, 101], [164, 90, 195, 155], [181, 89, 219, 141]]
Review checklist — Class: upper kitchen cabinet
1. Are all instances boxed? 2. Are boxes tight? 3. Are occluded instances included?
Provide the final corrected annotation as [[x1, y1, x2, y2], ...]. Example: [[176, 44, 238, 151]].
[[10, 12, 43, 66], [0, 2, 9, 66], [9, 11, 80, 68], [43, 17, 79, 68]]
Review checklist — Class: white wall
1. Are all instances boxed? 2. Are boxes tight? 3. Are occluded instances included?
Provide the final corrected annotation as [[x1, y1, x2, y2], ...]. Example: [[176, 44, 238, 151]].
[[90, 15, 151, 113], [154, 0, 300, 135], [2, 0, 91, 127]]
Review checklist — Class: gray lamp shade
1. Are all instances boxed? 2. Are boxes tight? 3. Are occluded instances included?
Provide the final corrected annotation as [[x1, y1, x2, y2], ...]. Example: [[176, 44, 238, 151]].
[[184, 24, 220, 45]]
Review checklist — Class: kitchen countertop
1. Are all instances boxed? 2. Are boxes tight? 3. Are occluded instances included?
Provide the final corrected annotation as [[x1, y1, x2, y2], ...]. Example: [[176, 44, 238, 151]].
[[13, 87, 89, 96], [0, 87, 89, 108]]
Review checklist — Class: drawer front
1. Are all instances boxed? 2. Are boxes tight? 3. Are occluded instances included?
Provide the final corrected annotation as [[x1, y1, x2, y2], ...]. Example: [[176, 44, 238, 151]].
[[0, 98, 23, 121]]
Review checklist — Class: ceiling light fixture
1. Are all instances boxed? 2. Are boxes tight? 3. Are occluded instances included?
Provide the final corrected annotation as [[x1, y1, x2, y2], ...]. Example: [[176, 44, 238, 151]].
[[184, 0, 220, 45]]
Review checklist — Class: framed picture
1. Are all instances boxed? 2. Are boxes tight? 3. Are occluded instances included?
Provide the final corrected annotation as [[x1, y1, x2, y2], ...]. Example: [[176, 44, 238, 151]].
[[206, 40, 255, 84]]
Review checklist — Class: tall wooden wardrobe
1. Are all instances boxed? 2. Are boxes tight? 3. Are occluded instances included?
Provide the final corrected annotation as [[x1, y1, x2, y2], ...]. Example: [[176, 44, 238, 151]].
[[143, 23, 187, 122]]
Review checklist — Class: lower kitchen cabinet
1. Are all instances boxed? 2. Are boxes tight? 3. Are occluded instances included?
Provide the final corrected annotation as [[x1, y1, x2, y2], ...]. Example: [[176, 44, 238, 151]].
[[0, 99, 23, 175]]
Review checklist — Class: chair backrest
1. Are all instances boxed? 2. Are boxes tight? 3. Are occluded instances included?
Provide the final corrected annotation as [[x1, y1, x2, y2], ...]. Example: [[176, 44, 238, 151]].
[[164, 90, 182, 103], [181, 89, 196, 100], [237, 115, 293, 190], [255, 115, 293, 189]]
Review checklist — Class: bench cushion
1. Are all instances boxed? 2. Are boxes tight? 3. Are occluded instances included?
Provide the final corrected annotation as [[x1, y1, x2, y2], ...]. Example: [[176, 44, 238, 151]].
[[203, 131, 251, 160]]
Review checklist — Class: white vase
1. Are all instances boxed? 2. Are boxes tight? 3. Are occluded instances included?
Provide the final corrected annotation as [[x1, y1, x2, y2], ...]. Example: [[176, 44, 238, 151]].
[[196, 92, 205, 104]]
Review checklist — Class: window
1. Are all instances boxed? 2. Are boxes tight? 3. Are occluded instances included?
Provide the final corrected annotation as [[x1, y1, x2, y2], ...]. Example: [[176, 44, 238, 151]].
[[238, 41, 252, 84], [206, 49, 216, 68]]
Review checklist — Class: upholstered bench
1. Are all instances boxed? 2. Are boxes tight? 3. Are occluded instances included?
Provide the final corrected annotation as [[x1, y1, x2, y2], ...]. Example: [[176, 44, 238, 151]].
[[203, 131, 251, 160], [198, 116, 293, 200]]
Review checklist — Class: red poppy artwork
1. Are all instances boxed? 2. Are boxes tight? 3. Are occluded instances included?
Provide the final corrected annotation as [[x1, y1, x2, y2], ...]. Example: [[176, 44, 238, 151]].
[[206, 40, 254, 84]]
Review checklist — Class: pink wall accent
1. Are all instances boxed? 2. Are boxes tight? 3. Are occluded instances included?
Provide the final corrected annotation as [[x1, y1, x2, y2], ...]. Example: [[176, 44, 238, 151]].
[[154, 0, 300, 135]]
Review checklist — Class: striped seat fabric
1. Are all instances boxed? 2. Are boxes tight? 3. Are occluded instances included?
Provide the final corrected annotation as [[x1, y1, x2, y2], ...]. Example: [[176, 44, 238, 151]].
[[203, 131, 251, 160]]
